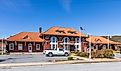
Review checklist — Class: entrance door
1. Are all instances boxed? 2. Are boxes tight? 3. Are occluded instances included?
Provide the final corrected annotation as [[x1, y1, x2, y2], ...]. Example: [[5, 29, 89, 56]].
[[28, 43, 32, 52]]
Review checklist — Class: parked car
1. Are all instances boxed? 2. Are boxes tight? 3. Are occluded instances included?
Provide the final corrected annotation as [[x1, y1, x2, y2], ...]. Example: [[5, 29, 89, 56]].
[[43, 48, 70, 57]]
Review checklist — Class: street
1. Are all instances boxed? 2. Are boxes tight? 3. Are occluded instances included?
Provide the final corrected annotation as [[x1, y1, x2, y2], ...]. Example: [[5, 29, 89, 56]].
[[0, 62, 121, 71], [0, 54, 67, 64]]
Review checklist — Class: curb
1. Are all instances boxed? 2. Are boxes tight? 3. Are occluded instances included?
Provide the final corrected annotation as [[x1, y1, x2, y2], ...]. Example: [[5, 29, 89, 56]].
[[0, 60, 121, 68]]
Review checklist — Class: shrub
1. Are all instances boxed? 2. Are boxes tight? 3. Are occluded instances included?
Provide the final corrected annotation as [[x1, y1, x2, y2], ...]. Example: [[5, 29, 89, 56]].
[[91, 51, 96, 58], [103, 49, 114, 58], [91, 49, 114, 58], [68, 56, 73, 60], [80, 52, 88, 57], [76, 52, 88, 58]]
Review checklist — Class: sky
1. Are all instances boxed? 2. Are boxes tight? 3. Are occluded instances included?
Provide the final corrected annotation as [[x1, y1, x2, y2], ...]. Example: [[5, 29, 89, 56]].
[[0, 0, 121, 38]]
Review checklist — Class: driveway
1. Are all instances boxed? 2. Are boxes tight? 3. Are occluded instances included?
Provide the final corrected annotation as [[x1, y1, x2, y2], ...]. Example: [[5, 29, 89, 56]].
[[0, 54, 67, 64]]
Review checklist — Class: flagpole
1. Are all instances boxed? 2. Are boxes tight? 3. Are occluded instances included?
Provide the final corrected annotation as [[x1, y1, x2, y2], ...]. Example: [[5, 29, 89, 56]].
[[80, 27, 83, 52], [80, 28, 82, 52]]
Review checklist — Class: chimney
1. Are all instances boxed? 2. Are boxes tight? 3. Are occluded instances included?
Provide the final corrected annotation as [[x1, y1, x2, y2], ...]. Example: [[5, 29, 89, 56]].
[[39, 27, 42, 33]]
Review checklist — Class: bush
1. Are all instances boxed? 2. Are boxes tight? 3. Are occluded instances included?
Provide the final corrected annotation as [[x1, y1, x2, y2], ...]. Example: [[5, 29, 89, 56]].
[[76, 52, 88, 58], [68, 56, 73, 60], [103, 49, 114, 58], [91, 49, 114, 58], [73, 49, 114, 58], [80, 52, 88, 57]]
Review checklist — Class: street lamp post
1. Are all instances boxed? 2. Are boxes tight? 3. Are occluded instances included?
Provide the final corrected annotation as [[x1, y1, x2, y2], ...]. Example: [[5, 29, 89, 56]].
[[80, 27, 84, 52]]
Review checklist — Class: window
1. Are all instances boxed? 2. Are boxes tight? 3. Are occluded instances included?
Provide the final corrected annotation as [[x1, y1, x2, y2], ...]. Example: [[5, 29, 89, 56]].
[[59, 48, 63, 51], [18, 44, 23, 50], [51, 36, 57, 43], [75, 38, 80, 43], [50, 36, 58, 50], [36, 44, 40, 50], [63, 37, 69, 43], [9, 43, 14, 50], [63, 37, 70, 50], [51, 44, 55, 50], [28, 43, 32, 47]]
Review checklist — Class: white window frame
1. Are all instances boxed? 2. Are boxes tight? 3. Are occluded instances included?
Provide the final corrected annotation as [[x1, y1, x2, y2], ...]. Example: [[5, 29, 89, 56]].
[[50, 36, 58, 50], [75, 38, 81, 51], [75, 38, 81, 43], [63, 37, 70, 50], [63, 37, 69, 43], [36, 44, 40, 50], [9, 43, 14, 50], [18, 44, 23, 50]]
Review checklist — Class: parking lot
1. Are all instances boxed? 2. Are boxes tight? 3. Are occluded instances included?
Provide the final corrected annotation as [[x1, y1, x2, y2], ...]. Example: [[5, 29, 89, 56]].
[[0, 53, 67, 64]]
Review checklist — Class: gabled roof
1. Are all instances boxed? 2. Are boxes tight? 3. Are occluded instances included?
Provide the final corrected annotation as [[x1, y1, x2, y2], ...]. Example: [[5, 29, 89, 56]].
[[86, 36, 121, 44], [7, 32, 44, 42], [43, 26, 86, 37]]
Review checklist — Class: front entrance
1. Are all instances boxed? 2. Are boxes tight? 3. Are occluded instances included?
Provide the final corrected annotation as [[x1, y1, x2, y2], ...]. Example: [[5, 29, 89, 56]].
[[28, 46, 32, 52], [28, 43, 32, 52]]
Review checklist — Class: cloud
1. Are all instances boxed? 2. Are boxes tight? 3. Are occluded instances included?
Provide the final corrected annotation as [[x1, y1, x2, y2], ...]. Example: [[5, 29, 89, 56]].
[[59, 0, 72, 13]]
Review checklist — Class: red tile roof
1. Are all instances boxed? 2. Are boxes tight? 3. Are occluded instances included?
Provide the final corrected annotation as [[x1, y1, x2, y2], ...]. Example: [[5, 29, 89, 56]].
[[86, 36, 121, 44], [7, 32, 44, 42], [43, 26, 86, 37]]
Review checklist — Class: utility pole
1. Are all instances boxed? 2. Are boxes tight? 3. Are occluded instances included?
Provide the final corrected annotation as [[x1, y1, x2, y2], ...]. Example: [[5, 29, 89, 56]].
[[1, 37, 4, 55], [108, 35, 111, 49], [89, 34, 91, 59]]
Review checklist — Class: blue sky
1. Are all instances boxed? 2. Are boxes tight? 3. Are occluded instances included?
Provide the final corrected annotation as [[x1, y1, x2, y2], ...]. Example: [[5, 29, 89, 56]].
[[0, 0, 121, 38]]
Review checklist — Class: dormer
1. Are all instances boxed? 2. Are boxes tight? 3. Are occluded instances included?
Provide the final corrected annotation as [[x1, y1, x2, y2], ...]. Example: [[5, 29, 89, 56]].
[[95, 38, 102, 42], [68, 30, 77, 34], [56, 29, 65, 34], [22, 35, 30, 39]]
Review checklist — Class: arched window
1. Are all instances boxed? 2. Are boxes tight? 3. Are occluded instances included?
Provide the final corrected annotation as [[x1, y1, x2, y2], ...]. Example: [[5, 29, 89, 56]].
[[9, 43, 14, 50], [50, 36, 58, 50], [28, 43, 32, 47], [75, 38, 80, 43], [75, 38, 81, 51], [51, 36, 57, 43], [63, 37, 70, 50], [63, 37, 69, 43]]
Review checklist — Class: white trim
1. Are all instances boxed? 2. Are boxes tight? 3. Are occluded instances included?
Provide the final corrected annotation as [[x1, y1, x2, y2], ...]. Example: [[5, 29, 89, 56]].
[[63, 37, 70, 50], [9, 43, 14, 50], [75, 38, 81, 51], [36, 44, 40, 50], [28, 43, 32, 52], [18, 44, 23, 50], [50, 36, 58, 50]]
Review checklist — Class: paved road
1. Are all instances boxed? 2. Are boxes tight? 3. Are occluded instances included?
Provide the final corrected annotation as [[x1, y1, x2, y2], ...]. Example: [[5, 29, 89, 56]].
[[0, 62, 121, 71], [0, 54, 67, 64]]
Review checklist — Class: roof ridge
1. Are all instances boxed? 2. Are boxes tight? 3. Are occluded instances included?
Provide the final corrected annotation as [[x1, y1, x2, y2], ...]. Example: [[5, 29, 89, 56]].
[[7, 32, 24, 39]]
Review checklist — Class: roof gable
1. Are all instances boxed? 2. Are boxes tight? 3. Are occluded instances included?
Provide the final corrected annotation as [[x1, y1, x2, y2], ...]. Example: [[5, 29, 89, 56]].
[[7, 32, 44, 42]]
